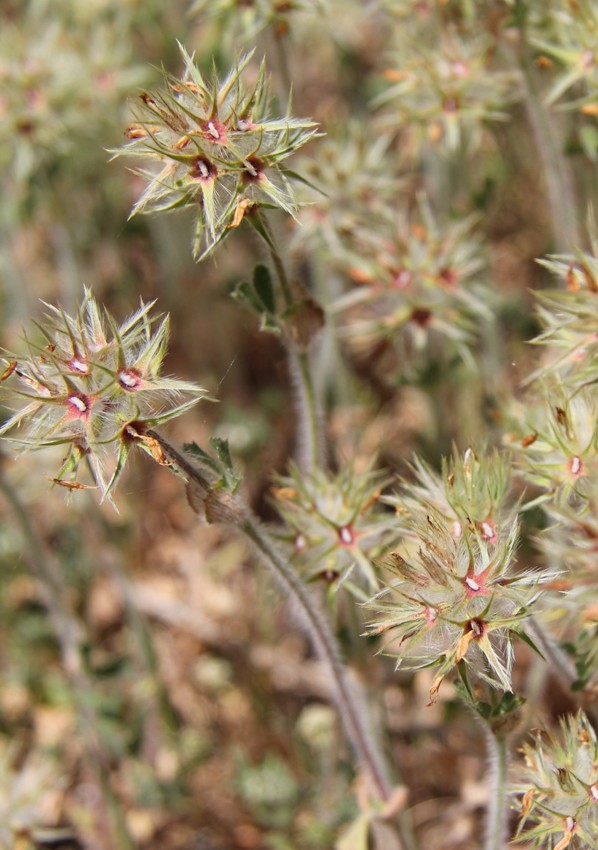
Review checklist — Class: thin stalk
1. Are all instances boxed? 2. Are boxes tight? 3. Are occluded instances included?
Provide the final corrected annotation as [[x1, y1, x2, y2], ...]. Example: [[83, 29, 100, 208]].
[[483, 725, 509, 850], [0, 468, 136, 850], [256, 210, 293, 308], [149, 431, 419, 850], [240, 515, 392, 800], [292, 348, 324, 472], [254, 210, 325, 472]]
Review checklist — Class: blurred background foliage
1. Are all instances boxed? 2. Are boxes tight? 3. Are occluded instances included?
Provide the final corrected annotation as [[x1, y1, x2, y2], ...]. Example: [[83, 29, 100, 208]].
[[1, 1, 598, 848]]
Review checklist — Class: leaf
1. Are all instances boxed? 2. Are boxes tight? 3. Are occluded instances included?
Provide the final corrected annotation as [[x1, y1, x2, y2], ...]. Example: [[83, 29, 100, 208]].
[[253, 264, 275, 313], [232, 280, 263, 314], [209, 437, 234, 472], [335, 813, 372, 850]]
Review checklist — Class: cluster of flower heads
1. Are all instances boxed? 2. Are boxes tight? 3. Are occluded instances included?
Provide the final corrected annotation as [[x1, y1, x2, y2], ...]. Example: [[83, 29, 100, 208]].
[[272, 462, 399, 598], [506, 234, 598, 689], [116, 45, 317, 258], [294, 124, 404, 256], [366, 448, 550, 701], [529, 0, 598, 110], [511, 711, 598, 850], [329, 200, 491, 368], [0, 289, 204, 502]]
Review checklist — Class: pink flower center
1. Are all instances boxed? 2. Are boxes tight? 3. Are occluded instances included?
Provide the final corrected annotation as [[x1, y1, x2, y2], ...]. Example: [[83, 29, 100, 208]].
[[66, 394, 92, 420], [468, 618, 486, 639], [118, 369, 143, 391], [68, 356, 89, 375], [478, 519, 497, 544], [568, 455, 584, 477], [294, 533, 306, 552], [189, 156, 217, 183], [338, 525, 355, 547]]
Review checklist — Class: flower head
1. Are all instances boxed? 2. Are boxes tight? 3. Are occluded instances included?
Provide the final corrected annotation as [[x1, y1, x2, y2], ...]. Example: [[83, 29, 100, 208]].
[[367, 513, 542, 700], [375, 29, 519, 151], [512, 711, 598, 850], [272, 461, 397, 595], [116, 44, 318, 258], [0, 288, 205, 501], [330, 198, 491, 368]]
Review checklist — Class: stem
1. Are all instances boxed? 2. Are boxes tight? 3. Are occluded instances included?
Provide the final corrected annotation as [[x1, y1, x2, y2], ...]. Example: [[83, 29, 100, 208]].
[[256, 210, 294, 309], [483, 725, 509, 850], [292, 348, 324, 472], [513, 41, 579, 250], [254, 210, 325, 472], [149, 431, 419, 850], [240, 515, 392, 800]]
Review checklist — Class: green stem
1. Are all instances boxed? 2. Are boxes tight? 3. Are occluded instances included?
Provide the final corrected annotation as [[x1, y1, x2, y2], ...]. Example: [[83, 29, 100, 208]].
[[483, 726, 509, 850], [256, 210, 294, 309]]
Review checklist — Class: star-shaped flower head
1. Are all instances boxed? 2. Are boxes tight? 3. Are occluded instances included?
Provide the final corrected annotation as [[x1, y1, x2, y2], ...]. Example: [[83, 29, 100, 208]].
[[0, 288, 206, 502], [511, 711, 598, 850], [116, 44, 318, 259], [365, 503, 550, 703], [272, 461, 398, 598]]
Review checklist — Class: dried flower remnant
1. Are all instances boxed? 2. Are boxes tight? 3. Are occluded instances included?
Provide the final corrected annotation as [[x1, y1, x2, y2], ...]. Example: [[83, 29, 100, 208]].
[[0, 288, 205, 501], [116, 44, 317, 258], [272, 461, 398, 594], [511, 711, 598, 850]]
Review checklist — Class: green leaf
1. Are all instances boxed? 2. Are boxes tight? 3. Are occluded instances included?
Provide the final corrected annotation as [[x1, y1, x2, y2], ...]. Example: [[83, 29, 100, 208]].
[[209, 437, 234, 472], [232, 280, 263, 314], [253, 264, 275, 313]]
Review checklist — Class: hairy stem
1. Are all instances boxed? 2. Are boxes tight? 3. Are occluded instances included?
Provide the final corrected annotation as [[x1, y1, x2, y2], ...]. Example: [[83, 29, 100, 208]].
[[254, 210, 325, 472], [483, 726, 509, 850], [149, 431, 418, 848]]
